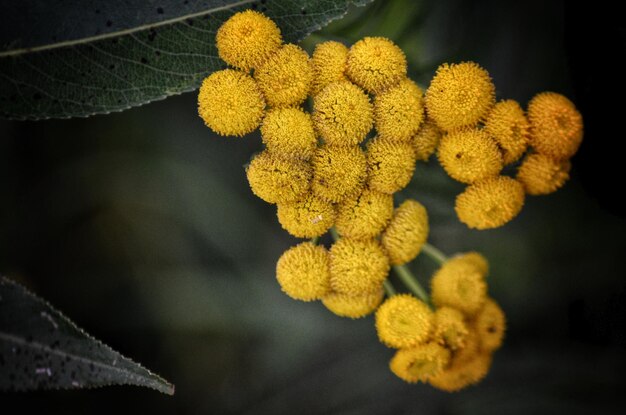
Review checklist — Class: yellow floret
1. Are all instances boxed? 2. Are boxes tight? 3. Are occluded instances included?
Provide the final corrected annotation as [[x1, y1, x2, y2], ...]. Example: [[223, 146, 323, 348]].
[[261, 107, 317, 160], [246, 151, 311, 204], [431, 258, 487, 316], [390, 343, 451, 383], [455, 176, 525, 230], [311, 41, 349, 95], [381, 200, 429, 266], [255, 44, 313, 107], [311, 145, 368, 203], [475, 298, 506, 352], [438, 129, 503, 184], [198, 69, 265, 136], [374, 78, 424, 142], [375, 294, 434, 348], [335, 189, 394, 240], [528, 92, 584, 160], [313, 81, 373, 146], [276, 193, 336, 238], [428, 352, 492, 392], [448, 252, 489, 277], [516, 153, 571, 195], [346, 37, 407, 94], [484, 100, 530, 164], [276, 242, 330, 301], [412, 119, 442, 161], [425, 62, 495, 131], [322, 288, 384, 319], [366, 137, 416, 194], [215, 10, 282, 71], [451, 326, 481, 365], [329, 238, 390, 295], [433, 307, 469, 350]]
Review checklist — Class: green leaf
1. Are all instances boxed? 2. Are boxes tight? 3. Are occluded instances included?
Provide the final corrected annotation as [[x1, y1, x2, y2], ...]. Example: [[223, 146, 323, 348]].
[[0, 0, 372, 120], [0, 277, 174, 394]]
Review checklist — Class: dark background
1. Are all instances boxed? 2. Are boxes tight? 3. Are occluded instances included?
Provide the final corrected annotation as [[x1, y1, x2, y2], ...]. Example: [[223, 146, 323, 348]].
[[1, 0, 625, 413]]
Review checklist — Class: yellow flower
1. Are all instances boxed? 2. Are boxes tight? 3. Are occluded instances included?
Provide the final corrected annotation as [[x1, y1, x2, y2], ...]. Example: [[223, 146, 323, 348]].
[[335, 189, 394, 240], [322, 288, 384, 319], [425, 62, 495, 131], [366, 137, 416, 194], [475, 298, 506, 352], [375, 294, 434, 348], [198, 69, 265, 136], [215, 10, 282, 71], [311, 145, 368, 203], [381, 199, 429, 266], [255, 44, 313, 107], [428, 352, 492, 392], [412, 119, 441, 161], [484, 100, 530, 165], [455, 176, 525, 230], [312, 81, 373, 146], [437, 129, 503, 184], [432, 307, 469, 350], [277, 193, 336, 238], [390, 343, 451, 383], [330, 238, 390, 295], [311, 41, 349, 95], [246, 150, 311, 204], [451, 326, 481, 365], [346, 37, 407, 94], [448, 252, 489, 277], [374, 78, 424, 142], [516, 153, 571, 195], [528, 92, 583, 160], [261, 107, 317, 160], [276, 242, 330, 301], [431, 258, 487, 316]]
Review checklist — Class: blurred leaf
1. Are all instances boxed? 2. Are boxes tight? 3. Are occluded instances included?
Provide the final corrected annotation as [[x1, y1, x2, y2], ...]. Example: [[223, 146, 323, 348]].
[[0, 0, 372, 120], [0, 276, 174, 394]]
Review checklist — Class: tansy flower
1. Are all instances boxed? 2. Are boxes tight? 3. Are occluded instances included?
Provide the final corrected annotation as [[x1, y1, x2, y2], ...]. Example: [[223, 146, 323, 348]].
[[475, 298, 506, 352], [311, 145, 368, 203], [516, 153, 571, 195], [374, 78, 424, 142], [312, 81, 373, 146], [375, 294, 434, 348], [346, 37, 407, 94], [255, 44, 313, 107], [261, 107, 317, 160], [330, 238, 390, 295], [431, 258, 487, 316], [246, 151, 311, 204], [335, 188, 394, 240], [412, 119, 442, 161], [311, 41, 349, 95], [215, 10, 282, 71], [528, 92, 583, 160], [451, 326, 481, 365], [276, 242, 330, 301], [276, 193, 336, 238], [446, 252, 489, 278], [198, 69, 265, 136], [425, 62, 495, 131], [433, 307, 470, 350], [484, 100, 530, 165], [438, 129, 503, 184], [455, 176, 525, 230], [322, 288, 384, 319], [428, 352, 492, 392], [390, 343, 451, 383], [366, 137, 416, 194], [381, 199, 429, 266]]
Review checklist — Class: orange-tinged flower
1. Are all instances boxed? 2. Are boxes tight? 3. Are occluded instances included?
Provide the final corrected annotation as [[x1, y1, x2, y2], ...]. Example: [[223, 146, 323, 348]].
[[475, 298, 506, 352], [412, 119, 441, 161], [451, 326, 481, 365], [311, 41, 349, 95], [366, 137, 416, 194], [438, 129, 503, 184], [330, 238, 390, 295], [276, 242, 330, 301], [277, 193, 336, 238], [346, 37, 407, 94], [390, 343, 451, 383], [335, 188, 394, 240], [516, 153, 571, 195], [311, 145, 368, 203], [376, 294, 434, 348], [484, 100, 530, 164], [322, 288, 384, 319], [261, 107, 317, 160], [428, 352, 492, 392], [374, 78, 424, 142], [246, 150, 311, 204], [381, 199, 429, 265], [432, 307, 469, 350], [431, 258, 487, 316]]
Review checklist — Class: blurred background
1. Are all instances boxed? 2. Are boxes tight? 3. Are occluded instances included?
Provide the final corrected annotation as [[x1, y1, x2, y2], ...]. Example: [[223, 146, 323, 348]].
[[1, 0, 625, 413]]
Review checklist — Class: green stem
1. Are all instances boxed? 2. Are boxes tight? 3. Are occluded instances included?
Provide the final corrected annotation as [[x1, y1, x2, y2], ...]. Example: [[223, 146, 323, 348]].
[[383, 280, 397, 297], [393, 264, 429, 303], [310, 236, 320, 245], [329, 227, 340, 242], [421, 242, 448, 265]]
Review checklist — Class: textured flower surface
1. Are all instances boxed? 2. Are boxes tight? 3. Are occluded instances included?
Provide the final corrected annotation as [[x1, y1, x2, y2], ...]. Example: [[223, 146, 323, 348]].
[[276, 242, 330, 301], [517, 153, 571, 195], [322, 289, 384, 319], [412, 119, 441, 161], [346, 37, 407, 93], [484, 99, 530, 164], [277, 193, 336, 238], [246, 151, 311, 204], [381, 199, 429, 265], [261, 107, 317, 160], [374, 78, 424, 142], [431, 258, 487, 316], [367, 137, 416, 194], [335, 188, 394, 240], [475, 298, 506, 352], [438, 129, 503, 184], [390, 343, 451, 383], [433, 307, 469, 350], [311, 41, 349, 95], [428, 353, 492, 392], [376, 294, 433, 348], [311, 145, 368, 203], [329, 238, 390, 295]]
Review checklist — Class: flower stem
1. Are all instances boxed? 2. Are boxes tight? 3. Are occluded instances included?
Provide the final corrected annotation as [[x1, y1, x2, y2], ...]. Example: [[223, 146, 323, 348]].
[[329, 227, 340, 242], [310, 236, 320, 245], [421, 242, 448, 265], [393, 264, 429, 303], [383, 279, 397, 297]]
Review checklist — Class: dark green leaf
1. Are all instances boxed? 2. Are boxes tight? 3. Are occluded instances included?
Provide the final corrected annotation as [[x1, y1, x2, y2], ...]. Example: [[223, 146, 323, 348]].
[[0, 0, 372, 120], [0, 277, 174, 394]]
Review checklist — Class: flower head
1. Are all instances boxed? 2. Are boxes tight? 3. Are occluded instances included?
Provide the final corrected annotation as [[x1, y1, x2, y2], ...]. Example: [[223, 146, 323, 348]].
[[448, 252, 489, 278], [438, 129, 503, 184], [346, 37, 407, 94], [455, 176, 525, 230], [475, 298, 506, 352], [428, 353, 492, 392], [246, 151, 311, 204], [366, 137, 416, 194], [311, 145, 368, 203], [330, 238, 390, 295], [374, 78, 424, 142], [425, 62, 495, 131], [484, 100, 530, 164], [313, 81, 373, 146], [311, 41, 349, 95], [381, 199, 429, 265], [433, 307, 470, 350], [451, 326, 481, 365], [277, 193, 336, 238], [516, 153, 571, 195], [198, 69, 265, 136], [390, 343, 451, 383], [335, 188, 394, 240], [216, 10, 282, 71], [412, 119, 441, 161], [322, 288, 384, 319], [431, 258, 487, 316], [375, 294, 434, 348], [276, 242, 330, 301], [261, 107, 317, 160]]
